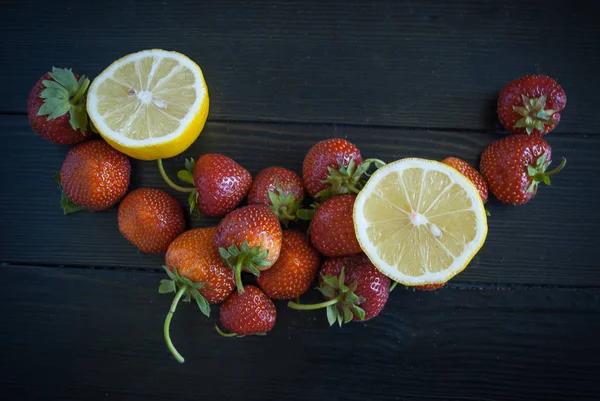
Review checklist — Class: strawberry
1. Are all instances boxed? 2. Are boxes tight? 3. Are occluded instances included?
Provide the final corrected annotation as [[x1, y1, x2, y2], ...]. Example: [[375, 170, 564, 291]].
[[118, 188, 185, 253], [58, 140, 130, 213], [217, 285, 276, 336], [416, 283, 446, 291], [497, 75, 566, 136], [442, 157, 488, 203], [288, 254, 390, 325], [310, 194, 362, 257], [215, 204, 283, 293], [158, 154, 251, 217], [480, 135, 566, 205], [161, 227, 236, 362], [303, 138, 385, 201], [248, 167, 305, 225], [256, 230, 321, 299], [27, 67, 92, 145]]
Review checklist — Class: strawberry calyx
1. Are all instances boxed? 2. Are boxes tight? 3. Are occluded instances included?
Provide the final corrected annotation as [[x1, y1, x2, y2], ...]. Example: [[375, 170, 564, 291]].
[[159, 266, 210, 363], [315, 158, 386, 202], [267, 188, 303, 225], [513, 94, 557, 135], [55, 172, 87, 214], [219, 241, 271, 294], [287, 267, 366, 326], [526, 153, 567, 194], [157, 159, 199, 216], [38, 67, 90, 133]]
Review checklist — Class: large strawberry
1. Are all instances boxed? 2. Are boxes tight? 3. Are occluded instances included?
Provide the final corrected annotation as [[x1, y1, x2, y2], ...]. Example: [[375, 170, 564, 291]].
[[302, 138, 385, 201], [256, 230, 321, 299], [161, 227, 236, 363], [217, 285, 276, 337], [441, 157, 488, 203], [248, 166, 305, 225], [27, 67, 92, 145], [497, 75, 566, 136], [58, 140, 130, 213], [158, 154, 251, 217], [288, 254, 390, 325], [480, 135, 566, 204], [310, 194, 362, 257], [118, 188, 185, 253], [215, 204, 282, 293]]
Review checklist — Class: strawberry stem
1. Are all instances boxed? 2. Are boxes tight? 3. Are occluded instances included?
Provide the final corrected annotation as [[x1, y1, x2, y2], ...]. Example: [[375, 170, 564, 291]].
[[214, 324, 238, 338], [157, 159, 194, 193], [287, 294, 343, 310], [234, 258, 245, 294], [163, 285, 187, 363]]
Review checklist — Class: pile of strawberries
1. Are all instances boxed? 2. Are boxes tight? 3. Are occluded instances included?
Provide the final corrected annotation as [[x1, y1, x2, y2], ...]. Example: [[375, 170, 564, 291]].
[[28, 67, 567, 364]]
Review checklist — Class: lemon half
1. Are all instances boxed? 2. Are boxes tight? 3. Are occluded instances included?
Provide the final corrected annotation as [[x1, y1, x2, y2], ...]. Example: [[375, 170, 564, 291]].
[[353, 158, 488, 286], [87, 49, 209, 160]]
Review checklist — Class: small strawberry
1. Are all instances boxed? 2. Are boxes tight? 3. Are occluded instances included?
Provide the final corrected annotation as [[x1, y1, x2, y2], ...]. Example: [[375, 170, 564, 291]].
[[161, 227, 236, 362], [27, 67, 92, 145], [158, 154, 251, 217], [58, 140, 130, 213], [256, 230, 321, 299], [442, 157, 489, 203], [480, 135, 566, 205], [217, 285, 276, 337], [310, 194, 362, 257], [498, 75, 566, 136], [215, 205, 283, 293], [118, 188, 185, 253], [302, 138, 385, 201], [288, 254, 390, 325], [248, 167, 305, 225]]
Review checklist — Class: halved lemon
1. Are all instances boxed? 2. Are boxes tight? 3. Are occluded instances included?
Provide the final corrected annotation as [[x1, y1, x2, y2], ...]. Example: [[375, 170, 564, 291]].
[[87, 49, 209, 160], [353, 158, 487, 286]]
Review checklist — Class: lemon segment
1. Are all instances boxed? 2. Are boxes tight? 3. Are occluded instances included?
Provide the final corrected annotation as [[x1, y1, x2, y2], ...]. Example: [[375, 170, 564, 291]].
[[353, 158, 487, 286], [87, 49, 209, 160]]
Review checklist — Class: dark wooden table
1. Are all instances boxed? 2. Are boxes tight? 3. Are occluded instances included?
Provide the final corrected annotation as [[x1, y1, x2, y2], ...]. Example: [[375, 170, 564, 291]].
[[2, 1, 600, 400]]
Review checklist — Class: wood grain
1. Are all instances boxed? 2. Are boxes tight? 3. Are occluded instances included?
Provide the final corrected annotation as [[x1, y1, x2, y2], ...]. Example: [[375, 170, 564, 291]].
[[1, 0, 598, 132], [1, 264, 599, 401], [1, 116, 599, 286]]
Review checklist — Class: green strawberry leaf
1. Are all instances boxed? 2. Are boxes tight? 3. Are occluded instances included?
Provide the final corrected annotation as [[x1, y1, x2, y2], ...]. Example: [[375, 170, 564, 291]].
[[49, 67, 78, 93], [185, 158, 196, 173], [191, 289, 210, 317], [56, 172, 87, 214], [159, 279, 176, 294], [177, 170, 194, 184], [326, 305, 337, 326]]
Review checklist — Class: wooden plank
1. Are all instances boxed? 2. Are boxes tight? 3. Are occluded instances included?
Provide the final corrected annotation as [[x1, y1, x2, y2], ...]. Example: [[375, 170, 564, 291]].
[[1, 0, 598, 132], [1, 115, 599, 285], [1, 264, 599, 401]]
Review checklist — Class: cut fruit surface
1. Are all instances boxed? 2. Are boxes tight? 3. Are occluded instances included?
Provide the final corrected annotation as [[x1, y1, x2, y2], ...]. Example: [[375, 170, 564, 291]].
[[353, 158, 487, 286], [87, 49, 209, 160]]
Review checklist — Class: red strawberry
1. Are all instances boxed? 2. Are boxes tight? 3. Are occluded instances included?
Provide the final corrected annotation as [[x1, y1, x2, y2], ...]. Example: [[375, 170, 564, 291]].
[[218, 285, 276, 336], [158, 154, 251, 217], [302, 138, 364, 201], [416, 283, 446, 291], [498, 75, 566, 136], [161, 227, 236, 363], [27, 67, 92, 145], [480, 136, 566, 204], [248, 167, 305, 225], [59, 140, 130, 213], [442, 157, 489, 203], [288, 254, 390, 325], [118, 188, 185, 253], [215, 205, 283, 293], [311, 194, 362, 257], [256, 230, 321, 299]]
